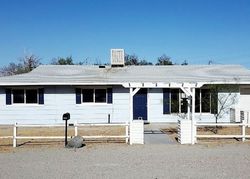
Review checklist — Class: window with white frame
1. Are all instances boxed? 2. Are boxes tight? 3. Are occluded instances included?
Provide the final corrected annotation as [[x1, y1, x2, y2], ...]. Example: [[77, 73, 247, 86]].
[[163, 88, 217, 114], [12, 89, 38, 104], [82, 88, 107, 103], [170, 89, 188, 113], [195, 88, 217, 113]]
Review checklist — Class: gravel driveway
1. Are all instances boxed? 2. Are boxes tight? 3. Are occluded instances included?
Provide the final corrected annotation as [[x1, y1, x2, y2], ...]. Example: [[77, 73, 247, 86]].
[[0, 143, 250, 179]]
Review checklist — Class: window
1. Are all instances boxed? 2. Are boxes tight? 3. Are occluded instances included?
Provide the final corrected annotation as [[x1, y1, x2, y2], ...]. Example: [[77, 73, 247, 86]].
[[13, 90, 24, 103], [6, 88, 43, 105], [195, 89, 218, 114], [170, 89, 179, 113], [82, 89, 94, 102], [81, 88, 107, 103], [201, 89, 210, 113], [12, 89, 38, 104], [26, 89, 38, 103], [163, 88, 218, 114], [95, 89, 106, 103]]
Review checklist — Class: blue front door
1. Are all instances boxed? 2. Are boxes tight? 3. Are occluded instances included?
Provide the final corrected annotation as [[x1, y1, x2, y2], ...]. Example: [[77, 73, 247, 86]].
[[133, 89, 147, 120]]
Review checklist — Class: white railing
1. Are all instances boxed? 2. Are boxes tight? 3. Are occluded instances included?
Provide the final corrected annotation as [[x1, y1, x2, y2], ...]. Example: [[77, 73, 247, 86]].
[[0, 122, 129, 147], [195, 121, 250, 142]]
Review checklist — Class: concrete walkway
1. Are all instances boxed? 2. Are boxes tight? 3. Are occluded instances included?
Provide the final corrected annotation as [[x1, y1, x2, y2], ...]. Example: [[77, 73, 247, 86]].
[[144, 123, 176, 144]]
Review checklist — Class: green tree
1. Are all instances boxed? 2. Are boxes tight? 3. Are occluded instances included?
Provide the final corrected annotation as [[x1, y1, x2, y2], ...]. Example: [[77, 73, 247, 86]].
[[125, 54, 139, 65], [155, 54, 173, 65], [181, 60, 188, 65], [51, 56, 74, 65], [125, 54, 152, 65]]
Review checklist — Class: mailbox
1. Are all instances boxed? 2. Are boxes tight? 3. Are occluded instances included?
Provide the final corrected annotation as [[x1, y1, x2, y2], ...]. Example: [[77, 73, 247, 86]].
[[62, 112, 70, 146], [63, 113, 70, 121]]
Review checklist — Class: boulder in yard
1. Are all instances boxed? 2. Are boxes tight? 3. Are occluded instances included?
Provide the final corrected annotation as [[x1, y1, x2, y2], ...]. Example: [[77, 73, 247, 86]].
[[66, 136, 85, 148]]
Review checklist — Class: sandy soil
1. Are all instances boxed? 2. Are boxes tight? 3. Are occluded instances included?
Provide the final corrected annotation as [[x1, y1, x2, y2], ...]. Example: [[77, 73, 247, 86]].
[[0, 125, 126, 152], [0, 143, 250, 179]]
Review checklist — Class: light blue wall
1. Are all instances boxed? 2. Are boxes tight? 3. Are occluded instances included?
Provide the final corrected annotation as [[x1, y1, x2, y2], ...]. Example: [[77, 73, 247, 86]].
[[0, 86, 130, 124], [0, 86, 240, 124]]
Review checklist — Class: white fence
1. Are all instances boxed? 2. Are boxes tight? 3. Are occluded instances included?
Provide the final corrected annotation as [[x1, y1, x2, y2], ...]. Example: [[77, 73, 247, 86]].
[[195, 121, 250, 142], [0, 122, 129, 147]]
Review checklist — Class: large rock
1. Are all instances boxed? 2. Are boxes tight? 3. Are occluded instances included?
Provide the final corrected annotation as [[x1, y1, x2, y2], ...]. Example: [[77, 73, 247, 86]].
[[66, 136, 85, 148]]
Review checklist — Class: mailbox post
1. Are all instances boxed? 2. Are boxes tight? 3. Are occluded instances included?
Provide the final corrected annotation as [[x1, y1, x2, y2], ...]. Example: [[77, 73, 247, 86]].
[[62, 113, 70, 146]]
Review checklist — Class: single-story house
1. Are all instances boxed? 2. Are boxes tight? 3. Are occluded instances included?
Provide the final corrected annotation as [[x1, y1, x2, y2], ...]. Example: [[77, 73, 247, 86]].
[[0, 64, 250, 124]]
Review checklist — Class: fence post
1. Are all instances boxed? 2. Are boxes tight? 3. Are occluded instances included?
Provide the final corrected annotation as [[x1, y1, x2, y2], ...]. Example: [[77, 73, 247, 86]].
[[242, 120, 246, 142], [13, 122, 17, 147], [74, 121, 78, 136], [125, 122, 129, 144]]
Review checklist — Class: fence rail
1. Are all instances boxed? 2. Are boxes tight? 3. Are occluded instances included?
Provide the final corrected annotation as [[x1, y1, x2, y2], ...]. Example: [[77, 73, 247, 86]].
[[0, 122, 129, 147], [195, 122, 250, 142]]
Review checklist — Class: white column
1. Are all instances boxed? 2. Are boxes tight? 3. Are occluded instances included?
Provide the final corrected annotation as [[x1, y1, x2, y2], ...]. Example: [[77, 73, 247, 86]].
[[74, 120, 78, 136], [129, 88, 133, 145], [191, 88, 196, 144], [13, 122, 17, 148], [129, 88, 133, 124], [187, 95, 191, 121]]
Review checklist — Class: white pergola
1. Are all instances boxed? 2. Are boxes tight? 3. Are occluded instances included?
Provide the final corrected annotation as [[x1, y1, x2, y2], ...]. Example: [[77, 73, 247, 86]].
[[122, 82, 205, 144], [123, 81, 250, 144]]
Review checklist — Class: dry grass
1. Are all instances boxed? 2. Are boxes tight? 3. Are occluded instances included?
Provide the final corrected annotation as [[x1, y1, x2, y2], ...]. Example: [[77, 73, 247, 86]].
[[161, 127, 178, 142], [161, 126, 250, 145], [0, 125, 126, 152]]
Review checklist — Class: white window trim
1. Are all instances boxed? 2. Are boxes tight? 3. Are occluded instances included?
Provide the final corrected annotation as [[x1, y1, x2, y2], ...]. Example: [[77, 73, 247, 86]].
[[12, 89, 39, 104], [168, 88, 214, 114], [81, 88, 108, 104], [195, 88, 213, 114]]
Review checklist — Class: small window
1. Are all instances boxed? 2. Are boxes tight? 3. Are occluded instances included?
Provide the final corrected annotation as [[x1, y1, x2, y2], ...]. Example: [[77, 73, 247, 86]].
[[170, 89, 179, 113], [201, 89, 210, 112], [95, 89, 107, 103], [13, 90, 24, 103], [195, 89, 201, 113], [81, 88, 107, 103], [26, 89, 38, 103], [82, 89, 94, 102], [12, 89, 40, 104]]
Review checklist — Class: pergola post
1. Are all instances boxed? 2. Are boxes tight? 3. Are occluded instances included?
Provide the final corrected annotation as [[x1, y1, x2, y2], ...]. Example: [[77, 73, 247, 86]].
[[129, 87, 141, 124], [191, 87, 196, 144], [129, 87, 141, 145], [129, 88, 133, 124]]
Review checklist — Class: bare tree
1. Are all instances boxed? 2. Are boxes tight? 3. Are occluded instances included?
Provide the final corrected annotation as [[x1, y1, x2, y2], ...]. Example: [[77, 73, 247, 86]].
[[0, 54, 41, 76], [209, 84, 239, 124]]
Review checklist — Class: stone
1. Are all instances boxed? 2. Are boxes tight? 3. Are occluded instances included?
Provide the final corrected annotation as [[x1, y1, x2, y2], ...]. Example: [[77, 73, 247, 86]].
[[66, 136, 85, 148]]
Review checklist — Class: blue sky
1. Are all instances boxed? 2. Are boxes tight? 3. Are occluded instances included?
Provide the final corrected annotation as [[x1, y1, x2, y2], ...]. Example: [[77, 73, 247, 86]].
[[0, 0, 250, 67]]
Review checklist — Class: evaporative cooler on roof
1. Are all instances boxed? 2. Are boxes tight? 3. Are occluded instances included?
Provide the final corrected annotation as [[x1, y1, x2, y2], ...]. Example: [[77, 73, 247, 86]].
[[111, 49, 125, 67]]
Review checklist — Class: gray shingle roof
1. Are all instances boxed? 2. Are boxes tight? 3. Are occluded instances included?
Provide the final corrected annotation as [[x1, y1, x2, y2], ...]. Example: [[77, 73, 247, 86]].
[[0, 65, 250, 86]]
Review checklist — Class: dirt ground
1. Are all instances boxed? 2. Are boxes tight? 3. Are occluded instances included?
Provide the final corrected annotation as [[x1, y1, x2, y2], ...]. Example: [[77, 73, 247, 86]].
[[161, 125, 250, 144], [1, 143, 250, 179], [0, 125, 126, 152], [1, 124, 250, 152]]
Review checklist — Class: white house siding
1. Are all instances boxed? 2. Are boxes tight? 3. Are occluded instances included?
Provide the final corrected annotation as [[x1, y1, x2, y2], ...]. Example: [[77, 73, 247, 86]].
[[0, 86, 129, 124], [0, 86, 58, 124], [147, 88, 240, 123], [239, 86, 250, 110], [148, 88, 180, 123], [194, 86, 240, 122], [0, 85, 244, 124], [112, 87, 130, 123]]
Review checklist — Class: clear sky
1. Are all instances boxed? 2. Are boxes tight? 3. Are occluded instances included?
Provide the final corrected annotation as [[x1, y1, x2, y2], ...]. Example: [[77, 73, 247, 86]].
[[0, 0, 250, 67]]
